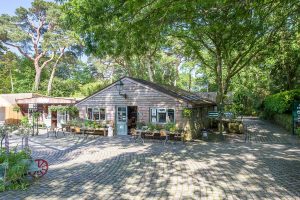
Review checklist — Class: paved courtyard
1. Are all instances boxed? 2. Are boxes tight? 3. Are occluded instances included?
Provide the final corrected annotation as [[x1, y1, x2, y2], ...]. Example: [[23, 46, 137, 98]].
[[2, 119, 300, 200]]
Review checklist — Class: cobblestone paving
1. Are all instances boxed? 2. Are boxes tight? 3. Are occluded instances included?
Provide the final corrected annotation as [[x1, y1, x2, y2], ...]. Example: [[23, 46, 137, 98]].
[[243, 118, 300, 145], [1, 119, 300, 200]]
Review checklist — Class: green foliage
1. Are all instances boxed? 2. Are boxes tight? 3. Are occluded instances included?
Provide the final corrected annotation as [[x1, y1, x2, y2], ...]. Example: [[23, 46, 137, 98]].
[[147, 123, 164, 131], [273, 114, 292, 132], [182, 108, 193, 119], [49, 105, 78, 117], [164, 122, 176, 132], [296, 127, 300, 136], [74, 82, 108, 97], [67, 119, 82, 127], [83, 120, 102, 128], [0, 149, 31, 191], [136, 121, 146, 129], [12, 106, 20, 113], [264, 89, 300, 114], [20, 117, 30, 128]]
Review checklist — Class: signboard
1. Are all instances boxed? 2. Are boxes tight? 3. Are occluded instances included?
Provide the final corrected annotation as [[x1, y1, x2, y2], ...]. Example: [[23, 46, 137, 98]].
[[208, 111, 219, 118], [292, 101, 300, 135]]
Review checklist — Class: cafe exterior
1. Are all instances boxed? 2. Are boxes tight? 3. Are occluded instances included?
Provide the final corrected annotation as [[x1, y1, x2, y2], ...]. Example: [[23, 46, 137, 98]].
[[75, 77, 216, 136], [15, 96, 77, 128]]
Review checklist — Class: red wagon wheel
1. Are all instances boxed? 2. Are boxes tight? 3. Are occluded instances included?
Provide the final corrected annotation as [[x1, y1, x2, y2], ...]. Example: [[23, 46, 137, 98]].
[[31, 159, 48, 178]]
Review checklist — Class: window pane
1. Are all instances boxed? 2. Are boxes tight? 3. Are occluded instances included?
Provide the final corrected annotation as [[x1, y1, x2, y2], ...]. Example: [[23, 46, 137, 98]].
[[100, 108, 106, 120], [158, 113, 166, 123], [87, 108, 93, 120], [167, 109, 175, 123], [117, 107, 126, 122], [93, 108, 100, 121]]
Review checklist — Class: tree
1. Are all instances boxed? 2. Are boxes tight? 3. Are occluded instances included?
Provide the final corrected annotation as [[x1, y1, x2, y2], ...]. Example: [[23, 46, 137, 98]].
[[0, 52, 18, 93], [0, 0, 79, 92], [64, 0, 299, 132], [45, 30, 80, 95], [267, 20, 300, 92]]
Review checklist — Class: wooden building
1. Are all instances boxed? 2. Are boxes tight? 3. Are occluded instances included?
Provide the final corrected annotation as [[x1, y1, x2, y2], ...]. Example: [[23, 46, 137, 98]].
[[16, 96, 76, 128], [76, 77, 216, 137], [0, 93, 38, 125], [0, 93, 76, 127]]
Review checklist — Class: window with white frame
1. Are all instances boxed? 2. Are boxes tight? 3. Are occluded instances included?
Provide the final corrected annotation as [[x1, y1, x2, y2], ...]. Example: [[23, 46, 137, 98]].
[[150, 108, 175, 123], [87, 107, 106, 121]]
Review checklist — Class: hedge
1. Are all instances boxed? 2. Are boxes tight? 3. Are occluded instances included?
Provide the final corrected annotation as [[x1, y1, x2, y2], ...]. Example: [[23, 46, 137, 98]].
[[264, 89, 300, 114], [273, 114, 292, 132]]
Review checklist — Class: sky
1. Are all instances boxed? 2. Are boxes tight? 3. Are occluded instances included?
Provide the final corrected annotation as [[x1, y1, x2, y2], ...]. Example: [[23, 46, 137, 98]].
[[0, 0, 33, 15], [0, 0, 88, 62]]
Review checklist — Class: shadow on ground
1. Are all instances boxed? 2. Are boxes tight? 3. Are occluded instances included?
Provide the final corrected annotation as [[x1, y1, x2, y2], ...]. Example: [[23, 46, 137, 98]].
[[2, 134, 299, 200]]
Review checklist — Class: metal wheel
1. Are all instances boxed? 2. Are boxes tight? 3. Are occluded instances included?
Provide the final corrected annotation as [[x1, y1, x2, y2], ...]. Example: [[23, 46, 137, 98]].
[[31, 159, 48, 178]]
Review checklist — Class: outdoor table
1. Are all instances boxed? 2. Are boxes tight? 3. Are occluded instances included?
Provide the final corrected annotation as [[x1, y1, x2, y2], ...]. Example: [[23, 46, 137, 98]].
[[135, 129, 169, 144], [80, 128, 93, 138], [95, 128, 108, 136], [80, 128, 108, 138]]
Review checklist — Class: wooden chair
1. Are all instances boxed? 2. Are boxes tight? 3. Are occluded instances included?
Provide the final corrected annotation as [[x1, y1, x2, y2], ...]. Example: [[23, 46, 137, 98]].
[[55, 124, 66, 137], [130, 128, 139, 142], [46, 125, 57, 138], [159, 129, 169, 145], [174, 131, 184, 143]]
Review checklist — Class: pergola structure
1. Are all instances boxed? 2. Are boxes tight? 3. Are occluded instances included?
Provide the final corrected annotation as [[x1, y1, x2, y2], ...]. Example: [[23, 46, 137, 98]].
[[16, 96, 76, 129]]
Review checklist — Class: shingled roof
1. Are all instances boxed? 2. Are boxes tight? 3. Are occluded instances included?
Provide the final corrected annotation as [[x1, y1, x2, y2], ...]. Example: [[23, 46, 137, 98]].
[[128, 77, 215, 106], [76, 77, 216, 106]]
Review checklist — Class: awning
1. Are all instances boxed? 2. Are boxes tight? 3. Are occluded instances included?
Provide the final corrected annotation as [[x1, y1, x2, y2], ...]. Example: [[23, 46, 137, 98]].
[[16, 97, 76, 105]]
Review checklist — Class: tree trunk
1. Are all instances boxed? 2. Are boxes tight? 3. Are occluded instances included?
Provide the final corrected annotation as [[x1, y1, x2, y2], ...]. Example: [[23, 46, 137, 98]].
[[147, 63, 154, 82], [174, 59, 180, 86], [147, 57, 154, 82], [47, 66, 56, 96], [215, 49, 224, 135], [47, 49, 64, 95], [9, 69, 14, 93], [188, 69, 192, 91], [33, 66, 42, 92], [286, 71, 292, 90], [110, 65, 115, 84]]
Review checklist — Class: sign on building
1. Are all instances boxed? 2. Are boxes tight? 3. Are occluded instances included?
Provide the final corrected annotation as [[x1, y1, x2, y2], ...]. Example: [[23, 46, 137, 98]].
[[292, 101, 300, 135]]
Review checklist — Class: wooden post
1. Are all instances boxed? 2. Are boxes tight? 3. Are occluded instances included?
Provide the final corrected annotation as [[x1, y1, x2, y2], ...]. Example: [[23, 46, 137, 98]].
[[5, 134, 9, 154]]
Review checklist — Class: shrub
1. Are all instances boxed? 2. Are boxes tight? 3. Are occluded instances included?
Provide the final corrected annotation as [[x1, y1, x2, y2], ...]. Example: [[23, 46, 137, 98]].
[[296, 127, 300, 136], [264, 89, 300, 114], [164, 122, 176, 132], [273, 114, 293, 132], [0, 149, 31, 191], [20, 117, 30, 127]]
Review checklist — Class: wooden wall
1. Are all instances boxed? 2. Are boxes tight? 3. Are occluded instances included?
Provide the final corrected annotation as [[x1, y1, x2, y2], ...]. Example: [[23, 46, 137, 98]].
[[76, 78, 191, 127], [4, 106, 23, 125]]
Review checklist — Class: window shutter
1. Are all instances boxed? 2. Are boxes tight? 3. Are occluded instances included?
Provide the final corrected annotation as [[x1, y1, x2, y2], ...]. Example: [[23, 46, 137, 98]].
[[150, 108, 157, 123]]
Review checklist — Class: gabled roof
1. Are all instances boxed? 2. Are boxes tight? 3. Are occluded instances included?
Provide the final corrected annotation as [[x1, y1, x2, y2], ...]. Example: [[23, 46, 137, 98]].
[[197, 92, 233, 104], [129, 77, 215, 105], [0, 93, 39, 106], [77, 77, 216, 106]]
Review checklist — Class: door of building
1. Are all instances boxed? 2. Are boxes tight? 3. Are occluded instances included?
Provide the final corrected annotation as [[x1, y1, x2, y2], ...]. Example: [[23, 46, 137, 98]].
[[116, 106, 127, 135]]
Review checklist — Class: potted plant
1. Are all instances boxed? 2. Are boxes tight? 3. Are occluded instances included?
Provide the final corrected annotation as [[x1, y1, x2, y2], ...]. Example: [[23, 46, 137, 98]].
[[164, 122, 176, 132]]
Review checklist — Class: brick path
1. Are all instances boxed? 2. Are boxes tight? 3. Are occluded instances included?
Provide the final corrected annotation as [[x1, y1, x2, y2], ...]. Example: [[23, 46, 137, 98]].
[[1, 119, 300, 200], [243, 118, 300, 145]]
